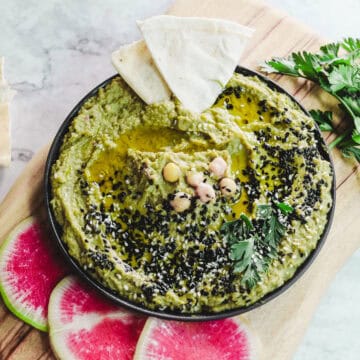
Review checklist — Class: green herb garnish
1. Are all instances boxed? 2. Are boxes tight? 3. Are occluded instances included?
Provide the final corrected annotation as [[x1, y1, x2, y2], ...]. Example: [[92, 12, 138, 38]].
[[221, 203, 294, 289], [275, 202, 294, 215], [261, 38, 360, 163], [309, 110, 334, 132]]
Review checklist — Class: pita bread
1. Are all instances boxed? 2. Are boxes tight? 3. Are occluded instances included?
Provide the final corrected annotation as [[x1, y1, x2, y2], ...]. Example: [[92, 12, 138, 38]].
[[0, 57, 15, 167], [138, 15, 254, 113], [111, 40, 171, 104]]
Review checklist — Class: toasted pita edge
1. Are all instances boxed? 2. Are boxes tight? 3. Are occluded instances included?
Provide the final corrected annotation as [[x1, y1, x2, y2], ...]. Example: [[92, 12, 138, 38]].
[[111, 40, 171, 104]]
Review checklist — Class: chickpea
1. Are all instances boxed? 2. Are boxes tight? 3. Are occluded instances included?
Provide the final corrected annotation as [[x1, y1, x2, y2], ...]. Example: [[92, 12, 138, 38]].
[[163, 162, 181, 183], [209, 157, 227, 178], [186, 171, 204, 188], [196, 182, 216, 203], [170, 192, 191, 212], [219, 178, 237, 197]]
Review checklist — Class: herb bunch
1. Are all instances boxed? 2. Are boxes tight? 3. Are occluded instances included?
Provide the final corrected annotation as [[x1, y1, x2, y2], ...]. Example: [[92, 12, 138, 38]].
[[261, 38, 360, 162], [221, 202, 293, 289]]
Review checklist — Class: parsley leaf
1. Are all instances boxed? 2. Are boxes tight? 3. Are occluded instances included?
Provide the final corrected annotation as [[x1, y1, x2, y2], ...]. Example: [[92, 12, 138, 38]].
[[335, 135, 360, 161], [276, 202, 295, 215], [261, 38, 360, 163], [342, 38, 360, 54], [341, 144, 360, 161], [318, 42, 340, 63], [352, 130, 360, 144], [328, 65, 360, 93], [309, 110, 334, 131], [230, 239, 254, 273], [221, 203, 294, 290], [259, 204, 287, 248], [342, 96, 360, 117], [292, 51, 323, 81], [261, 57, 298, 76]]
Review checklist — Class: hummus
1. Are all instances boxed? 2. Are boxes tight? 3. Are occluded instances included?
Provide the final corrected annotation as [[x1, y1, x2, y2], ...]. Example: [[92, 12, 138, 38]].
[[51, 71, 333, 313]]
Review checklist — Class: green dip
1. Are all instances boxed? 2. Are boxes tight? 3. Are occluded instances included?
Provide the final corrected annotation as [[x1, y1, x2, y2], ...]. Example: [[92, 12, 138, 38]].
[[51, 72, 333, 313]]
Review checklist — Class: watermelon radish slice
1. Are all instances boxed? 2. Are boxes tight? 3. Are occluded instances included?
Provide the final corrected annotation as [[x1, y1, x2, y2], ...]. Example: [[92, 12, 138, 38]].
[[0, 216, 69, 332], [48, 275, 146, 360], [134, 317, 258, 360]]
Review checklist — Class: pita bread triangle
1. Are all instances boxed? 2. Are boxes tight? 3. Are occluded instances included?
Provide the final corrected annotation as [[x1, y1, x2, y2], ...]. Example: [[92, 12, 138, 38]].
[[112, 40, 171, 104], [138, 15, 254, 113]]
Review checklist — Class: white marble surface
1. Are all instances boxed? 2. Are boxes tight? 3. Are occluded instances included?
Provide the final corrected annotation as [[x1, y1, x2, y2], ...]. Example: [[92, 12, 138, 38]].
[[0, 0, 359, 358]]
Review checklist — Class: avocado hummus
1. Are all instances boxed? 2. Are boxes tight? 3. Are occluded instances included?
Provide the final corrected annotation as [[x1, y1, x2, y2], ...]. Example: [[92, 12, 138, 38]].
[[51, 71, 333, 313]]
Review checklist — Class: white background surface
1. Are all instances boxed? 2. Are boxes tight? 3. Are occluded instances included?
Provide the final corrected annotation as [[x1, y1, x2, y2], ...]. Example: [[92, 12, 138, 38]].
[[0, 0, 359, 358]]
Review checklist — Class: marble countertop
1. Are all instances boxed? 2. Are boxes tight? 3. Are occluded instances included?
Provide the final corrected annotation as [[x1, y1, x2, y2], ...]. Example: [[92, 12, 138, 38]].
[[0, 0, 359, 358]]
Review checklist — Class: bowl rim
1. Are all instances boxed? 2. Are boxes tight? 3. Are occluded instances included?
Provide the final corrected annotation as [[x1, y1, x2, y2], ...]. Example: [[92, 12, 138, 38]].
[[44, 66, 336, 321]]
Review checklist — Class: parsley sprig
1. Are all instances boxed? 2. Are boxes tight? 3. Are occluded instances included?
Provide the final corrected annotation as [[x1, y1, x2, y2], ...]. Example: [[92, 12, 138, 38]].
[[221, 202, 294, 289], [261, 38, 360, 162]]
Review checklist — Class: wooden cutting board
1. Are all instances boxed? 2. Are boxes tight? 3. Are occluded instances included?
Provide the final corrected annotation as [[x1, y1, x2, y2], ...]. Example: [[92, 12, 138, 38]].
[[0, 0, 359, 359]]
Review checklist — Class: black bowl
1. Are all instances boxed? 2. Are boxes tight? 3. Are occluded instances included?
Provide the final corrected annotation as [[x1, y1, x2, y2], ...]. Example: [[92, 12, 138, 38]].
[[44, 66, 336, 321]]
